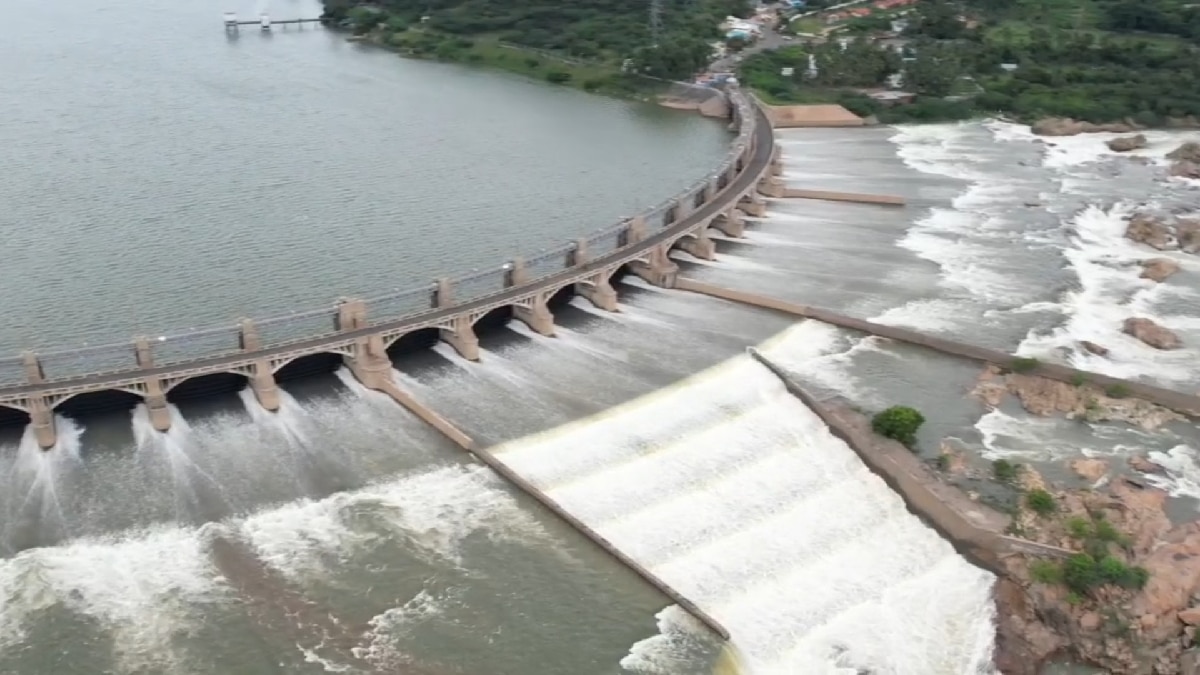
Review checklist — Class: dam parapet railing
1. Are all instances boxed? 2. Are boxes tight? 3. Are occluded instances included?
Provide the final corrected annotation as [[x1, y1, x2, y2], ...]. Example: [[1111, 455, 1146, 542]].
[[0, 88, 777, 429]]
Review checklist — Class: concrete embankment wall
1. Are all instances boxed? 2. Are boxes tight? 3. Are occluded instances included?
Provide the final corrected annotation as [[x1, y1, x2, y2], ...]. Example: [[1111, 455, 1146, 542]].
[[780, 188, 905, 206], [376, 378, 731, 641], [677, 279, 1200, 418]]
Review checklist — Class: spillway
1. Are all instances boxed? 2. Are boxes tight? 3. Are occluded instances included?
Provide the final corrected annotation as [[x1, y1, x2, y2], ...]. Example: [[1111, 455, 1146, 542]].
[[493, 351, 998, 674]]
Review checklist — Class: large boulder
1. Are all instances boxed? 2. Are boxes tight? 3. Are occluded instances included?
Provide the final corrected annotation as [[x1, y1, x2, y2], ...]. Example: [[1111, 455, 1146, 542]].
[[1081, 340, 1110, 356], [1031, 117, 1137, 136], [1124, 317, 1183, 350], [1179, 219, 1200, 254], [1107, 134, 1147, 152], [1126, 214, 1175, 250], [1139, 258, 1181, 282], [1167, 141, 1200, 163], [1172, 161, 1200, 179]]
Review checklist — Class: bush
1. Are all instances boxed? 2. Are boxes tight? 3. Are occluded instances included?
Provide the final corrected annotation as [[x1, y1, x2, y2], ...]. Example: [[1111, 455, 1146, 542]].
[[1066, 516, 1092, 540], [992, 459, 1021, 484], [1070, 373, 1087, 387], [1061, 552, 1149, 595], [871, 406, 926, 447], [1030, 560, 1062, 584], [544, 70, 571, 84], [1025, 489, 1057, 516], [1106, 383, 1132, 398], [1008, 356, 1040, 373]]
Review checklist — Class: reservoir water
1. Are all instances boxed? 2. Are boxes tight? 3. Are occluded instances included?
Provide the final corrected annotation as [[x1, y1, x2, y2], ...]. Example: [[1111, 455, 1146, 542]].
[[0, 0, 728, 351]]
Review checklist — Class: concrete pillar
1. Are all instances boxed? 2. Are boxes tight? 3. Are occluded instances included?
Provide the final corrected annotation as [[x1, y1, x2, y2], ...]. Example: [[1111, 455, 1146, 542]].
[[22, 351, 43, 385], [509, 258, 528, 286], [770, 144, 784, 176], [30, 397, 56, 450], [576, 271, 619, 312], [440, 316, 479, 361], [758, 177, 785, 198], [677, 230, 716, 261], [739, 192, 767, 217], [631, 244, 679, 289], [704, 181, 716, 203], [336, 298, 367, 331], [572, 239, 588, 267], [346, 334, 392, 390], [627, 216, 647, 244], [435, 278, 455, 308], [239, 318, 261, 351], [513, 295, 555, 337], [143, 377, 172, 433], [249, 360, 279, 411], [714, 209, 745, 238], [134, 336, 154, 369]]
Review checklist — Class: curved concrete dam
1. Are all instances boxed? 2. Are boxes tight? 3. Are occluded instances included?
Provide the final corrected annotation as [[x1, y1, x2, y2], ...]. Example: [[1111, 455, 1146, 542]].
[[0, 87, 778, 450]]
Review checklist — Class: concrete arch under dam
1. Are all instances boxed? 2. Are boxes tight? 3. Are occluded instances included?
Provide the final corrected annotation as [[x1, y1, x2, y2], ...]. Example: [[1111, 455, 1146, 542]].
[[0, 87, 781, 450]]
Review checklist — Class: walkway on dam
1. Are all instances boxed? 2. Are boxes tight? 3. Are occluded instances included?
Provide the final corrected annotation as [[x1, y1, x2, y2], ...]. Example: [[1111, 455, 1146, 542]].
[[0, 107, 775, 401], [676, 278, 1200, 418]]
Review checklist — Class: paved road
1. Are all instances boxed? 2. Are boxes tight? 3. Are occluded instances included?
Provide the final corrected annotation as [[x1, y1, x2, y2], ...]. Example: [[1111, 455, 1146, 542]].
[[0, 103, 775, 400]]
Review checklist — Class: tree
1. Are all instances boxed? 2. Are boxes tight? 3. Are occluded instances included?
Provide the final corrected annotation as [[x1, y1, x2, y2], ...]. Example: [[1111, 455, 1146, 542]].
[[1025, 488, 1056, 516], [871, 406, 925, 447]]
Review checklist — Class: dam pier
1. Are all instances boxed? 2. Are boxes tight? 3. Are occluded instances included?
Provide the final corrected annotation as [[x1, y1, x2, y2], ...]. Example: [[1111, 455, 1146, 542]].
[[0, 88, 776, 451]]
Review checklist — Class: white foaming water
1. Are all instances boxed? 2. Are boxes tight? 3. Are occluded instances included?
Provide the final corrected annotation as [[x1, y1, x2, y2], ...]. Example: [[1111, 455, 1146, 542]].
[[889, 123, 1047, 326], [1035, 128, 1200, 170], [131, 403, 225, 514], [4, 416, 84, 538], [755, 321, 888, 407], [0, 523, 224, 671], [238, 463, 546, 577], [494, 351, 996, 674], [1144, 445, 1200, 502], [975, 409, 1102, 461], [1017, 203, 1200, 385], [237, 386, 311, 448]]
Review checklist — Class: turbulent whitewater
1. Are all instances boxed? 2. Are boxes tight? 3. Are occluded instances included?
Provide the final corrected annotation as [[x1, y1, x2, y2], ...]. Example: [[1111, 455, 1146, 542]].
[[494, 338, 997, 675]]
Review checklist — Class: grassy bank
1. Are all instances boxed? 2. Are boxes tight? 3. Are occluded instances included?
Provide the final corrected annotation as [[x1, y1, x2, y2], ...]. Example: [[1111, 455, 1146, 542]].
[[355, 28, 672, 100]]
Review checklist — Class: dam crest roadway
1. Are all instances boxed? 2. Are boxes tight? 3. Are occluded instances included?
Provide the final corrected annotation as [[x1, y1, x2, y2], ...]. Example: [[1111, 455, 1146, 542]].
[[0, 87, 780, 451]]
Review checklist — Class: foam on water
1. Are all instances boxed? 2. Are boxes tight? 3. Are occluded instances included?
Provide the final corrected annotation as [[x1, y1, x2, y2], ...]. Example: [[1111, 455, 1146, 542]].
[[1016, 203, 1200, 385], [0, 523, 224, 671], [2, 417, 84, 544], [494, 350, 996, 674], [239, 464, 545, 577], [1144, 445, 1200, 502]]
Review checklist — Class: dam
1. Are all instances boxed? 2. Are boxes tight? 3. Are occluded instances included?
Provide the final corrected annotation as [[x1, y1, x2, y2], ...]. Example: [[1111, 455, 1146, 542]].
[[0, 88, 779, 450]]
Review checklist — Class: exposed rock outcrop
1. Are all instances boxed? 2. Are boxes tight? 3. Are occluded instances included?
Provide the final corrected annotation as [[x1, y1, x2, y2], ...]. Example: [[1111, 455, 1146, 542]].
[[1140, 258, 1182, 282], [1109, 134, 1148, 152], [1032, 117, 1138, 136], [1124, 317, 1183, 350], [1127, 214, 1176, 251], [1168, 142, 1200, 163], [971, 365, 1182, 430], [1130, 455, 1166, 476], [1171, 161, 1200, 179], [1081, 340, 1111, 357], [1179, 220, 1200, 254], [996, 471, 1200, 674]]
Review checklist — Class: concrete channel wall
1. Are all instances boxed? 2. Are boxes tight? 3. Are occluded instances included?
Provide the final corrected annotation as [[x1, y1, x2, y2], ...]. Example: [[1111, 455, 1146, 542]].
[[677, 279, 1200, 419]]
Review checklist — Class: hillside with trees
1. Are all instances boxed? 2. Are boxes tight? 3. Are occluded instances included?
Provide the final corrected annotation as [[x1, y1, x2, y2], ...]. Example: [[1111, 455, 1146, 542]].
[[743, 0, 1200, 124], [321, 0, 746, 82]]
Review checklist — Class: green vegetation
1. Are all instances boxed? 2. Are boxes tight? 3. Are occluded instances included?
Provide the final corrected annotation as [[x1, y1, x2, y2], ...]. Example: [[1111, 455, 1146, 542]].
[[741, 0, 1200, 124], [1105, 383, 1132, 399], [871, 405, 926, 447], [1031, 511, 1147, 597], [322, 0, 750, 88], [992, 458, 1022, 485], [1070, 373, 1088, 387], [1008, 356, 1040, 374], [1025, 488, 1057, 516]]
